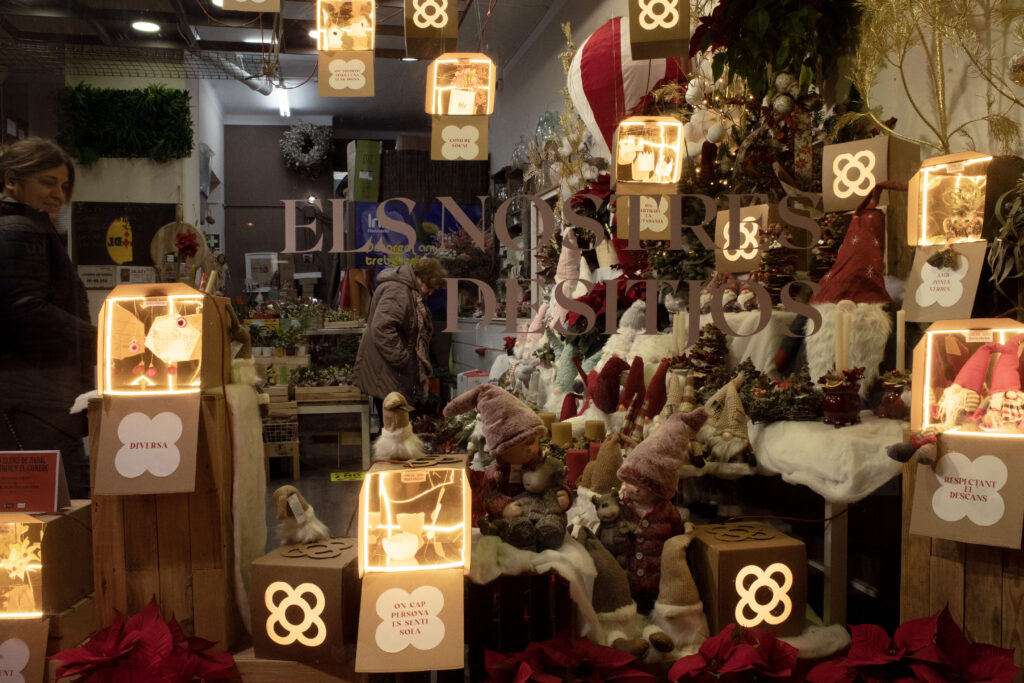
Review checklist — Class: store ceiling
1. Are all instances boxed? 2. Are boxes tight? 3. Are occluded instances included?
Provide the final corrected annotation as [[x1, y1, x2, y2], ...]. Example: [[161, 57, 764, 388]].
[[0, 0, 561, 127]]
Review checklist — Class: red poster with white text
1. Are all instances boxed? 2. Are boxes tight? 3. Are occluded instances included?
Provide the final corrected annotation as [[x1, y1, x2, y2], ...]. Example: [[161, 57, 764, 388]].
[[0, 451, 61, 514]]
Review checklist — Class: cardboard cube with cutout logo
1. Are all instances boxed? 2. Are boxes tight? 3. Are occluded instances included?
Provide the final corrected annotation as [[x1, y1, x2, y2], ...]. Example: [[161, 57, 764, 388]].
[[250, 539, 358, 668], [426, 53, 495, 161], [0, 514, 44, 619], [355, 454, 470, 673], [404, 0, 457, 60], [0, 617, 49, 683], [714, 204, 776, 273], [628, 0, 688, 60], [907, 152, 993, 246], [822, 136, 920, 213], [94, 283, 230, 496], [690, 522, 806, 636]]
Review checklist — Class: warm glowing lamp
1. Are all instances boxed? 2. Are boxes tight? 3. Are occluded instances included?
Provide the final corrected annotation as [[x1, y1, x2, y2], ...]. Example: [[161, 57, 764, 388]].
[[0, 514, 45, 620], [355, 454, 470, 673], [425, 53, 495, 116], [316, 0, 376, 97], [615, 116, 683, 186], [908, 152, 993, 246]]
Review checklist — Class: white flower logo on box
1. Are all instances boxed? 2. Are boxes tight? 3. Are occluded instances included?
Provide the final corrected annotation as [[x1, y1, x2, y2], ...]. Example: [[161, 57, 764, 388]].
[[832, 150, 876, 199], [441, 125, 480, 160], [637, 195, 670, 235], [115, 412, 183, 478], [722, 214, 760, 261], [265, 581, 327, 647], [915, 254, 968, 308], [374, 586, 445, 653], [931, 452, 1007, 526], [0, 638, 30, 683], [328, 59, 366, 90], [412, 0, 448, 29], [637, 0, 680, 30], [734, 562, 793, 628]]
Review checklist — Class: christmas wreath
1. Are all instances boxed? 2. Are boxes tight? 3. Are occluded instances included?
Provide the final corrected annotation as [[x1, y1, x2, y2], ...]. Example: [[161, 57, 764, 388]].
[[279, 123, 333, 177]]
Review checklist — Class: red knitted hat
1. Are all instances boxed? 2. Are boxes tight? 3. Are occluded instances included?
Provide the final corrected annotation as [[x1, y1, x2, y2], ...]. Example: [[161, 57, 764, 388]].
[[590, 356, 629, 413], [811, 183, 904, 305], [642, 358, 672, 419], [560, 392, 579, 421], [443, 385, 546, 460], [618, 356, 646, 411], [617, 408, 707, 499]]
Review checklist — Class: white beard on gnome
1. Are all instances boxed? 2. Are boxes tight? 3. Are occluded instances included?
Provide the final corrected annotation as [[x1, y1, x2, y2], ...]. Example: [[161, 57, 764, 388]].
[[372, 391, 424, 462]]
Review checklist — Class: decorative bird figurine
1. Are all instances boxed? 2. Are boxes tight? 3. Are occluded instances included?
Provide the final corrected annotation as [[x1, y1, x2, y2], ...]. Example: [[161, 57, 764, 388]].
[[372, 391, 425, 462], [273, 485, 330, 546]]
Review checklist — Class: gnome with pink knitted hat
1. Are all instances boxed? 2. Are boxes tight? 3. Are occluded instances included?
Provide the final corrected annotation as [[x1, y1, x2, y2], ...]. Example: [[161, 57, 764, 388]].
[[617, 408, 708, 612]]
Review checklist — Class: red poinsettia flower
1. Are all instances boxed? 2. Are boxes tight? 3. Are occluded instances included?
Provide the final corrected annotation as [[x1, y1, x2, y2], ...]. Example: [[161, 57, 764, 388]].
[[485, 631, 652, 683], [669, 623, 797, 682], [52, 598, 237, 682], [570, 173, 612, 211], [565, 277, 646, 329], [175, 231, 200, 259]]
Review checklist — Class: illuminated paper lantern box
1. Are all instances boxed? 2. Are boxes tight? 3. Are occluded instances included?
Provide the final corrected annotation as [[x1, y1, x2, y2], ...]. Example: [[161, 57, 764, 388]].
[[822, 136, 920, 213], [426, 53, 495, 161], [404, 0, 457, 60], [355, 454, 470, 673], [250, 539, 358, 667], [907, 152, 993, 246], [37, 501, 92, 614], [908, 319, 1024, 434], [317, 0, 376, 97], [628, 0, 688, 60], [0, 514, 44, 619], [615, 116, 683, 241], [690, 522, 806, 636], [94, 283, 230, 496], [714, 204, 776, 273]]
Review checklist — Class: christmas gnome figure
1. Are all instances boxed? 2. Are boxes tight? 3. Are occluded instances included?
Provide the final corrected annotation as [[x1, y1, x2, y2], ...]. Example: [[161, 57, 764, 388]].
[[578, 527, 676, 657], [568, 432, 626, 535], [696, 374, 755, 478], [617, 409, 708, 613], [643, 525, 709, 659], [443, 385, 569, 530], [803, 182, 904, 396]]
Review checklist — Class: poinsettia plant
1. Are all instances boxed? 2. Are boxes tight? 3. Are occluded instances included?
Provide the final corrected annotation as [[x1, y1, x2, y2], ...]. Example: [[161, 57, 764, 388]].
[[51, 598, 237, 682], [669, 623, 798, 682], [806, 606, 1020, 683], [485, 631, 652, 682]]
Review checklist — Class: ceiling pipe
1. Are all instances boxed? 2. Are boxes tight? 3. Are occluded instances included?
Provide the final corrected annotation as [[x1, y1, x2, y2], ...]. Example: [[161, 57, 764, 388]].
[[193, 51, 274, 95]]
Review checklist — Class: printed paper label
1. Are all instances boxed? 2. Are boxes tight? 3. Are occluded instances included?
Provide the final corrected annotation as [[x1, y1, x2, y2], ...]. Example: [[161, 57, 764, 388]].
[[328, 59, 367, 90], [638, 195, 670, 235], [931, 451, 1007, 526], [115, 412, 183, 478], [440, 125, 480, 160], [374, 586, 445, 653], [915, 254, 968, 308], [0, 638, 29, 683]]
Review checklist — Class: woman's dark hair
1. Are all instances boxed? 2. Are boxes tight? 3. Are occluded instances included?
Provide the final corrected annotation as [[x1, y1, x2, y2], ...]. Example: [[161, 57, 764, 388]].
[[0, 137, 75, 199], [412, 257, 449, 291]]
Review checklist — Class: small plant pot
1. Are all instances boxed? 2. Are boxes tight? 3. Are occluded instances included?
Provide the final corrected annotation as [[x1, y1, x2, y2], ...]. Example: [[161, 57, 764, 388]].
[[823, 383, 861, 428], [274, 347, 285, 357], [285, 346, 297, 356], [875, 382, 910, 420], [297, 344, 308, 356]]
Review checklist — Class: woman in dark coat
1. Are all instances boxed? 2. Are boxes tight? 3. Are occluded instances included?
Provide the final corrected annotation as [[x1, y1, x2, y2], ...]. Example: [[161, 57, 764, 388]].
[[354, 258, 447, 418], [0, 138, 94, 498]]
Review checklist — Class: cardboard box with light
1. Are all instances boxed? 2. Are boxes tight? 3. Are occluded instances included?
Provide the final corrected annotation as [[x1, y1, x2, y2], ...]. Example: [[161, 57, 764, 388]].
[[355, 454, 470, 673], [690, 522, 806, 637], [426, 53, 495, 161], [614, 116, 683, 241], [0, 514, 44, 620], [316, 0, 376, 97], [907, 152, 993, 247]]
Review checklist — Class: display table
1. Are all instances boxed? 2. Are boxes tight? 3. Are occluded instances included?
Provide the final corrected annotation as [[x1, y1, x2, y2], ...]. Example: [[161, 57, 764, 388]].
[[297, 397, 372, 470], [749, 412, 906, 626]]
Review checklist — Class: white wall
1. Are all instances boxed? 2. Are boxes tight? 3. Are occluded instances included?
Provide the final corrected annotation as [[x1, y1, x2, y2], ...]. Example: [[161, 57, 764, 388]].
[[489, 0, 625, 172], [198, 78, 226, 250]]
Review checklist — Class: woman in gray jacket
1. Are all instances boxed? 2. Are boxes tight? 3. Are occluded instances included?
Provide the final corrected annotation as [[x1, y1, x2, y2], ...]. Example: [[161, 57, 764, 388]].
[[354, 258, 447, 420]]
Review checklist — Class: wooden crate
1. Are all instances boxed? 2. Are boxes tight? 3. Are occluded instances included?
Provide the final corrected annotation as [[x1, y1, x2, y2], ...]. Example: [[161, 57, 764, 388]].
[[266, 386, 290, 402], [295, 385, 361, 402], [47, 594, 95, 655], [901, 462, 1024, 670], [88, 395, 244, 652], [267, 400, 298, 417], [263, 441, 300, 481], [322, 320, 364, 330]]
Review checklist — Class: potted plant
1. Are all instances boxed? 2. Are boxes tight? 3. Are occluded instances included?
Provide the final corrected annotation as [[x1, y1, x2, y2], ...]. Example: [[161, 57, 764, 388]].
[[275, 326, 303, 356]]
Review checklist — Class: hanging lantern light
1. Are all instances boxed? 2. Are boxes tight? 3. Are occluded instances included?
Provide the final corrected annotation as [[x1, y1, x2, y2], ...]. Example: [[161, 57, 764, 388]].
[[425, 53, 496, 161], [404, 0, 457, 60], [355, 454, 471, 673], [614, 115, 683, 240], [317, 0, 376, 97]]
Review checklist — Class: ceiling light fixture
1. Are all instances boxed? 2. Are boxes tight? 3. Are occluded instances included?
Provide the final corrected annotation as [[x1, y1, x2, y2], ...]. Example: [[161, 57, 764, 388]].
[[211, 0, 223, 6], [243, 36, 274, 44], [277, 84, 291, 117], [309, 29, 318, 40], [132, 20, 160, 33], [401, 57, 419, 62]]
